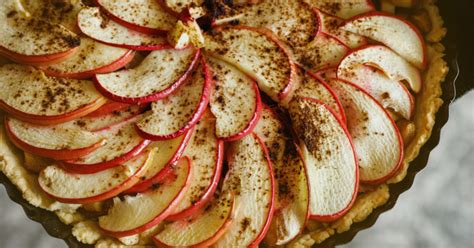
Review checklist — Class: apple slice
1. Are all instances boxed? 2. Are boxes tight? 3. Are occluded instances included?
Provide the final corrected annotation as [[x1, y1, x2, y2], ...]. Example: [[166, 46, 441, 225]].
[[342, 12, 426, 69], [136, 60, 211, 140], [314, 8, 367, 49], [125, 130, 193, 193], [99, 157, 192, 237], [233, 0, 318, 47], [95, 47, 200, 103], [253, 107, 310, 245], [338, 65, 414, 119], [294, 32, 349, 73], [0, 0, 80, 65], [304, 0, 375, 19], [208, 57, 262, 141], [0, 64, 107, 125], [38, 149, 156, 204], [61, 118, 151, 174], [154, 192, 234, 247], [294, 72, 346, 123], [95, 0, 177, 34], [327, 79, 403, 184], [205, 26, 297, 103], [5, 117, 106, 161], [166, 111, 224, 220], [86, 101, 134, 118], [289, 97, 359, 221], [78, 7, 169, 51], [214, 133, 275, 247], [338, 45, 422, 93], [21, 0, 85, 32], [40, 38, 134, 79]]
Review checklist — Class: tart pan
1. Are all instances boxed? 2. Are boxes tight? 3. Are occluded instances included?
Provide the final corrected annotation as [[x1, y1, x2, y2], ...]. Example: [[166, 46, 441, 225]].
[[0, 0, 472, 247]]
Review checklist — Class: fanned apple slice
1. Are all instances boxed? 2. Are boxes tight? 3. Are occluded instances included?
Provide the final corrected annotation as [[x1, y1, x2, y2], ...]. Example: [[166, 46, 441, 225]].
[[0, 0, 80, 65], [338, 65, 414, 119], [253, 107, 309, 246], [86, 101, 135, 118], [41, 38, 134, 79], [99, 157, 191, 237], [38, 149, 156, 204], [208, 57, 262, 141], [233, 0, 318, 47], [78, 7, 169, 51], [294, 32, 349, 72], [61, 118, 151, 174], [289, 97, 359, 221], [205, 26, 297, 103], [338, 45, 422, 93], [5, 117, 105, 161], [136, 60, 211, 140], [125, 130, 193, 193], [0, 64, 107, 125], [73, 104, 146, 132], [214, 133, 275, 247], [95, 47, 200, 103], [294, 72, 346, 123], [95, 0, 177, 34], [314, 8, 367, 49], [166, 111, 224, 220], [304, 0, 375, 19], [327, 79, 403, 184], [342, 12, 426, 69], [154, 192, 234, 247]]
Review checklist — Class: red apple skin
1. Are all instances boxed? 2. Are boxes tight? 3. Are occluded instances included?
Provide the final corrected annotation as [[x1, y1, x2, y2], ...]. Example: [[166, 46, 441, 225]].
[[135, 55, 212, 141], [0, 97, 108, 125], [226, 26, 298, 102], [125, 129, 194, 194], [343, 12, 427, 69], [0, 46, 78, 66], [219, 81, 263, 142], [305, 70, 347, 124], [101, 157, 193, 238], [59, 139, 152, 174], [4, 118, 106, 161], [153, 200, 234, 248], [312, 8, 368, 48], [94, 49, 201, 104], [94, 0, 170, 35], [334, 78, 404, 185], [40, 153, 153, 204], [40, 50, 135, 80], [165, 139, 224, 221], [293, 97, 360, 222]]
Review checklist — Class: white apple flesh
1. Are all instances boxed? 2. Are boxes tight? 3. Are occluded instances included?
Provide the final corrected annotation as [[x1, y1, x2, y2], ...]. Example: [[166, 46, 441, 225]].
[[154, 192, 234, 247], [136, 60, 211, 140], [214, 133, 275, 247], [338, 45, 422, 93], [208, 57, 262, 141], [304, 0, 375, 19], [327, 79, 403, 184], [38, 149, 156, 204], [342, 12, 426, 69], [166, 110, 224, 220], [205, 26, 297, 103], [289, 97, 359, 221], [95, 47, 200, 103], [253, 107, 309, 245], [338, 65, 414, 119], [78, 7, 169, 51], [0, 64, 106, 125], [99, 157, 192, 237]]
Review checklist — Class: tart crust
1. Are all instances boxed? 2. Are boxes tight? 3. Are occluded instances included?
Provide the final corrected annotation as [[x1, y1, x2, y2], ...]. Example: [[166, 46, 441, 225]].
[[0, 0, 448, 246]]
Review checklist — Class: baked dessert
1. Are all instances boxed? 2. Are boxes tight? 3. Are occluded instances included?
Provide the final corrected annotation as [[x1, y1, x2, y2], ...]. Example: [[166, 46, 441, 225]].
[[0, 0, 449, 247]]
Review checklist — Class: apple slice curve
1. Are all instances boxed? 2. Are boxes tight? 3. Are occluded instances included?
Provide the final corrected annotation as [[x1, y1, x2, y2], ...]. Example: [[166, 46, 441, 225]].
[[289, 97, 359, 221]]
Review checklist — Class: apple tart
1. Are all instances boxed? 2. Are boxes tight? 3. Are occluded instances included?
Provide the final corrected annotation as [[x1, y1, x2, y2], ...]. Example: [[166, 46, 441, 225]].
[[0, 0, 449, 247]]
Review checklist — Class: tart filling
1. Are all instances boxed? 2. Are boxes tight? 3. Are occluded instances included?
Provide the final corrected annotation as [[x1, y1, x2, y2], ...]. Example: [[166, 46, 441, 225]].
[[0, 0, 448, 247]]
